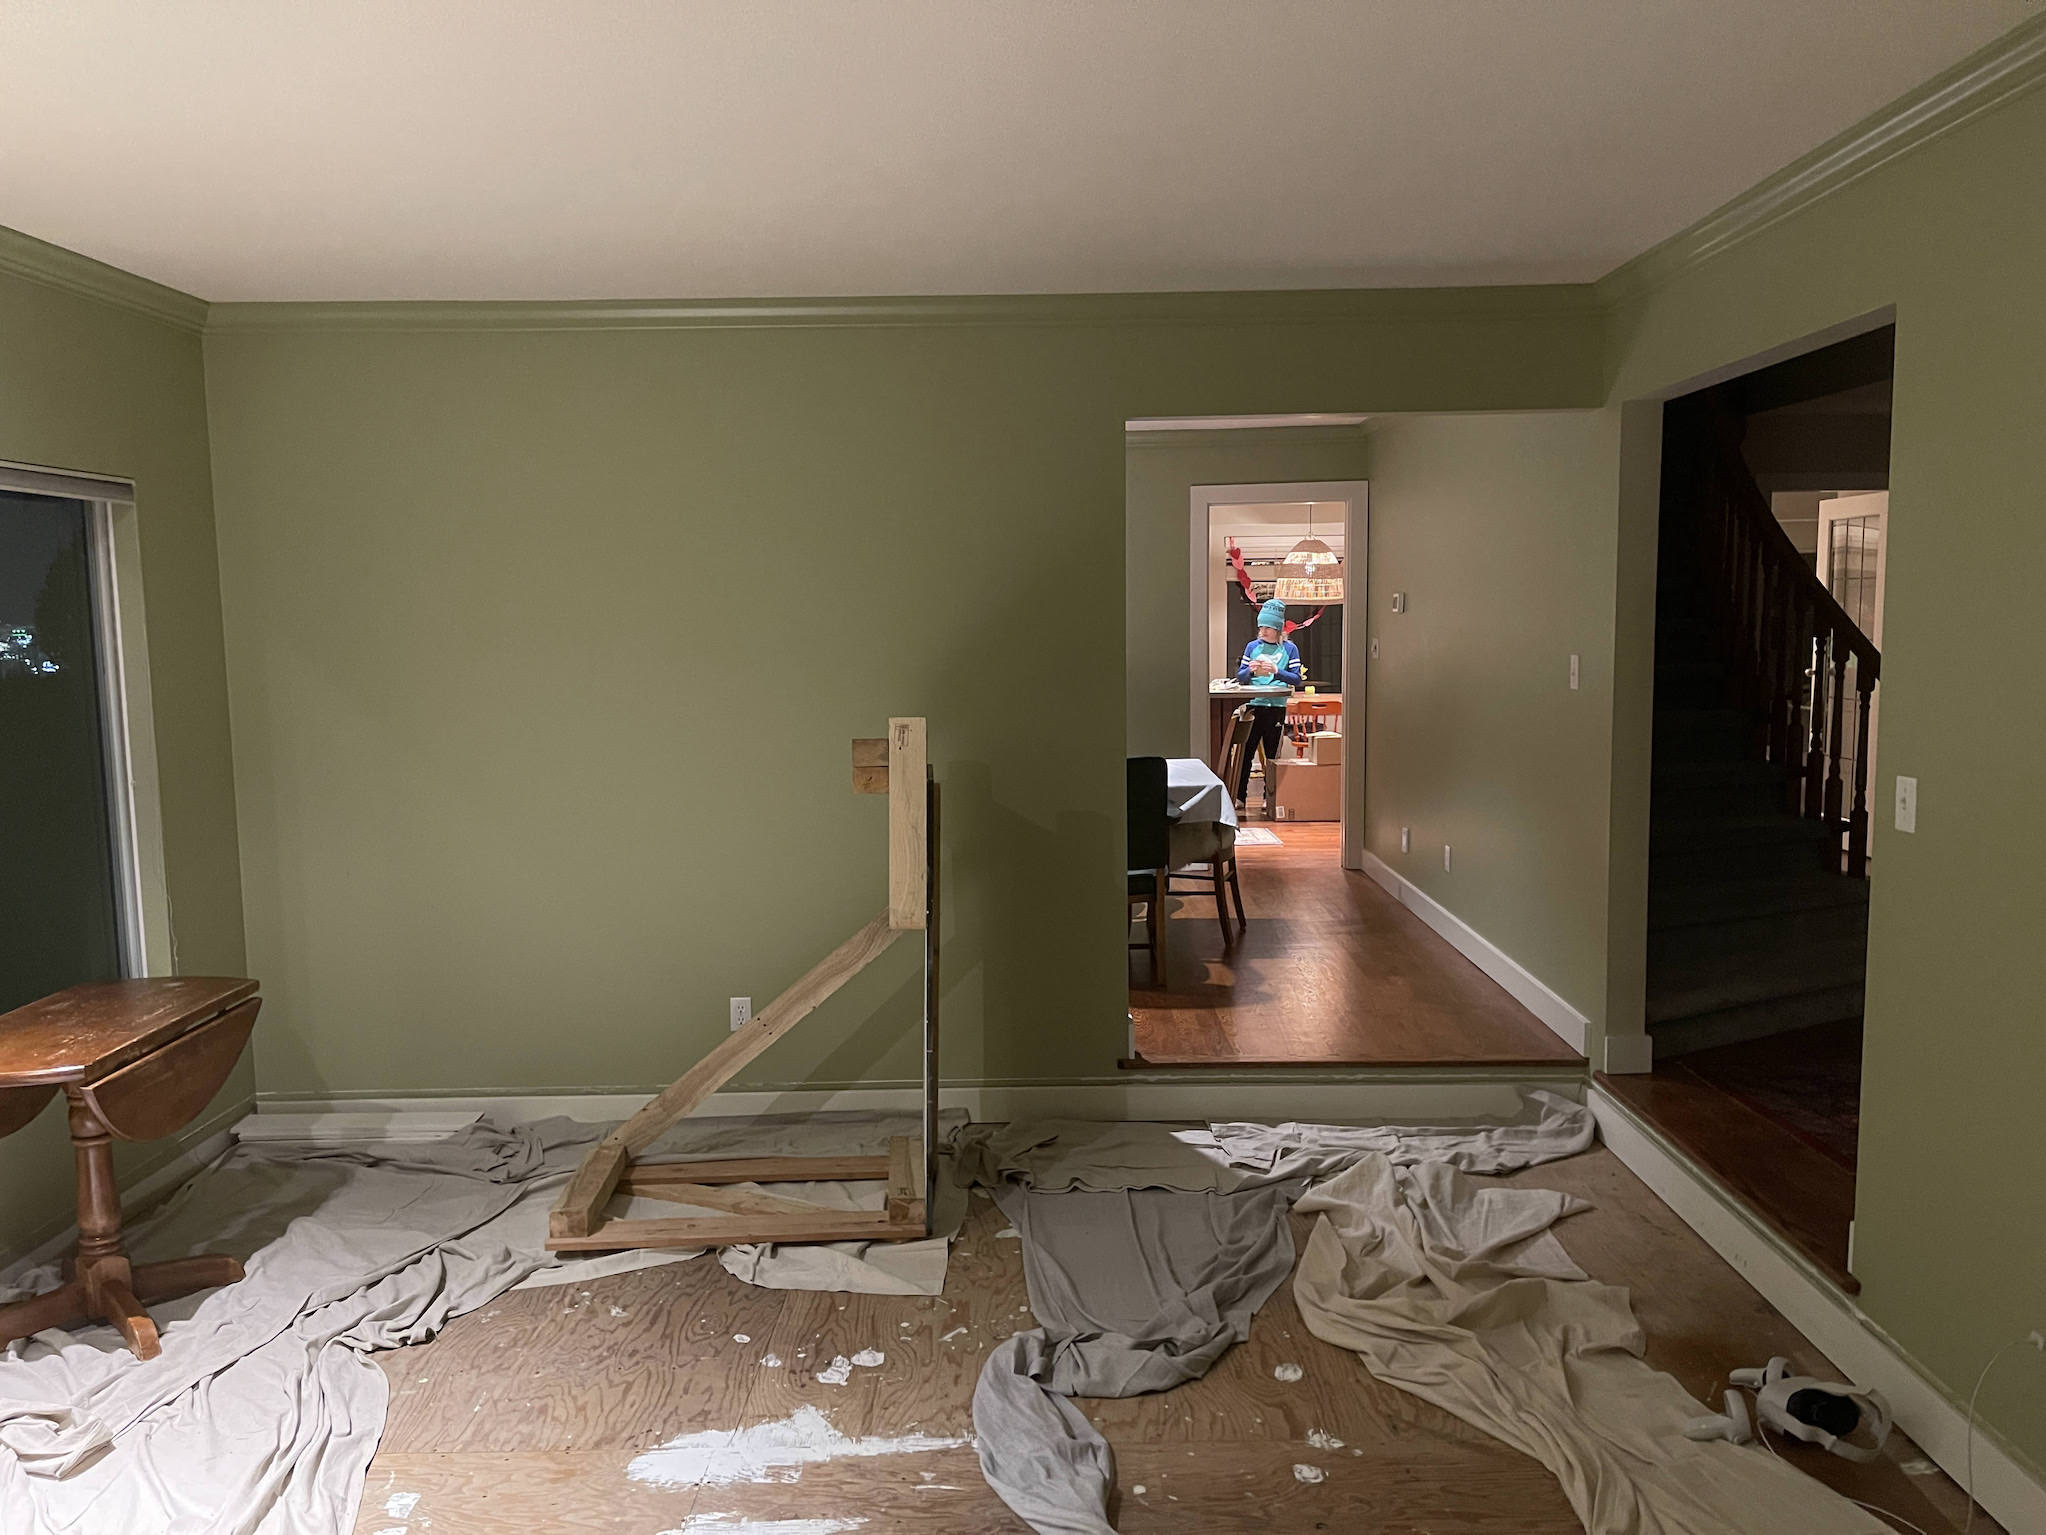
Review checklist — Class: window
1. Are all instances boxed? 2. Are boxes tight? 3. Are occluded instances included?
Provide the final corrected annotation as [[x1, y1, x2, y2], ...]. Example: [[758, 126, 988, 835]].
[[0, 476, 147, 1010]]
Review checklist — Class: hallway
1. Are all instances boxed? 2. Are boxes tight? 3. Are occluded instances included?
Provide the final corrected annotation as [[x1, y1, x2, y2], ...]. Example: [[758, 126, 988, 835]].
[[1129, 824, 1584, 1067]]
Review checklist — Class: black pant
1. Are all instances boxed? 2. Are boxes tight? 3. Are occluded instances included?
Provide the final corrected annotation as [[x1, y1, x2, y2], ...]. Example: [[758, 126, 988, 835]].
[[1234, 707, 1288, 801]]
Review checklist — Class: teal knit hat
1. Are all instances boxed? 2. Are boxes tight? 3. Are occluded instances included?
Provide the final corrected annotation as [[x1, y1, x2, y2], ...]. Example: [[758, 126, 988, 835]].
[[1257, 598, 1288, 631]]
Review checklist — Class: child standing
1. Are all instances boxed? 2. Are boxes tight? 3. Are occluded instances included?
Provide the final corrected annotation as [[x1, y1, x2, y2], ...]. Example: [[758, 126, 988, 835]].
[[1234, 597, 1301, 804]]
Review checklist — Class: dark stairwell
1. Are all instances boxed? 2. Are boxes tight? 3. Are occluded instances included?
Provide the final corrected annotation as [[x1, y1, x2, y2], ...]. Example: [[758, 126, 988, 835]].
[[1647, 354, 1887, 1061], [1607, 332, 1893, 1288]]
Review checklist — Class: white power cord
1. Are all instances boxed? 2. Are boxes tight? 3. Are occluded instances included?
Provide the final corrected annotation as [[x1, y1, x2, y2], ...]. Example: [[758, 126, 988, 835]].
[[1738, 1329, 2044, 1535], [1961, 1330, 2044, 1534]]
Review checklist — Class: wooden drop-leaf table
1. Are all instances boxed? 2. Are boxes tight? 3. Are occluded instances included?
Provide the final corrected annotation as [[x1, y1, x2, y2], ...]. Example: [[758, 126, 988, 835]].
[[0, 977, 261, 1359]]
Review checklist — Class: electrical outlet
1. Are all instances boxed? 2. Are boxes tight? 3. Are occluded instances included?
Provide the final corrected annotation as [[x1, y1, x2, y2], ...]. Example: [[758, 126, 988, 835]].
[[1569, 653, 1580, 691], [1443, 843, 1452, 873], [1400, 825, 1411, 854], [729, 996, 752, 1031], [1894, 775, 1917, 833]]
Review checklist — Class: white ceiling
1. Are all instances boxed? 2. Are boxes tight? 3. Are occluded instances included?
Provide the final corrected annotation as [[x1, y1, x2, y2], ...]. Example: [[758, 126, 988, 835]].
[[0, 2, 2028, 302]]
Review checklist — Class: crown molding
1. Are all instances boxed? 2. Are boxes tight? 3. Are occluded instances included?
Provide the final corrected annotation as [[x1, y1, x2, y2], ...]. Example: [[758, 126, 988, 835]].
[[202, 283, 1600, 336], [0, 225, 208, 333], [1599, 15, 2046, 306], [1124, 423, 1373, 451]]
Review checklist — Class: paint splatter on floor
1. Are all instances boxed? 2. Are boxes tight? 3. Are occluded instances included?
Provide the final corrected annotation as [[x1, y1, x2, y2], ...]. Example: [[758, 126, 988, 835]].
[[1273, 1363, 1304, 1383], [384, 1492, 422, 1518], [1305, 1428, 1345, 1450], [816, 1356, 853, 1386], [938, 1326, 968, 1343], [627, 1406, 970, 1488], [761, 1352, 784, 1369], [1292, 1464, 1326, 1484], [994, 1227, 1020, 1239], [849, 1348, 885, 1368]]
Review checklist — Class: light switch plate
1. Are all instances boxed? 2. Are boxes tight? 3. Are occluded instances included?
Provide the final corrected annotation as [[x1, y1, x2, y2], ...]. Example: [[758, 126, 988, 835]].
[[1400, 826, 1411, 854], [1391, 592, 1406, 613], [1443, 844, 1452, 872], [1894, 775, 1917, 833], [1569, 653, 1580, 691]]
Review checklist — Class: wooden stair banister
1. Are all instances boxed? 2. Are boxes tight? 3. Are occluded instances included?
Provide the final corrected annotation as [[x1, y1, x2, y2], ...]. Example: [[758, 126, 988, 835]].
[[1672, 399, 1881, 877]]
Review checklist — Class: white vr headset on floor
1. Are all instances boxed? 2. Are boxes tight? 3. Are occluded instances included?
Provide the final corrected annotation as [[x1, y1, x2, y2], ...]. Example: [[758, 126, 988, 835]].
[[1683, 1356, 1892, 1462]]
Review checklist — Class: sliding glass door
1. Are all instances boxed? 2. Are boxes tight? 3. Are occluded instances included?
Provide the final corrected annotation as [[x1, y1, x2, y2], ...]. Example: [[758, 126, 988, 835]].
[[0, 489, 125, 1012]]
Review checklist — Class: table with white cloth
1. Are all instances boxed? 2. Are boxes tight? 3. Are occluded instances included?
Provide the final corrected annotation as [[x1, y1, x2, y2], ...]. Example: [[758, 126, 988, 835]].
[[1164, 756, 1237, 867]]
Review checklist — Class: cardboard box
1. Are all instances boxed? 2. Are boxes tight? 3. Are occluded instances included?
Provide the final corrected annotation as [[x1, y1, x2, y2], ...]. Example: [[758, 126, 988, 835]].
[[1271, 760, 1341, 822], [1306, 730, 1343, 766]]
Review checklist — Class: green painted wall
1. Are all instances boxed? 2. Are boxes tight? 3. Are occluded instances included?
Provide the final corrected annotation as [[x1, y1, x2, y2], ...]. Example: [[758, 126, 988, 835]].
[[1600, 79, 2046, 1471], [200, 298, 1600, 1105], [0, 252, 246, 1257], [1125, 427, 1371, 758], [1362, 411, 1621, 1046]]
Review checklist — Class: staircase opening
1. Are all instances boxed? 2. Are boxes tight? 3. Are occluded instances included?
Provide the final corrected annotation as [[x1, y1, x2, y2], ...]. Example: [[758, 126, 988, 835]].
[[1608, 325, 1894, 1290]]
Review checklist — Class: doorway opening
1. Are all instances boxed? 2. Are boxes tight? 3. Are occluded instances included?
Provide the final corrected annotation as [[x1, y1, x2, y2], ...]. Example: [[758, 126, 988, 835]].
[[1122, 435, 1581, 1069], [1603, 324, 1893, 1290]]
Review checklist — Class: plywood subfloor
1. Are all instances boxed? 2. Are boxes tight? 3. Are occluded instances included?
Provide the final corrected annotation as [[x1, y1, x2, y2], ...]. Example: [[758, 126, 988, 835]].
[[1130, 823, 1583, 1066], [352, 1146, 1992, 1533]]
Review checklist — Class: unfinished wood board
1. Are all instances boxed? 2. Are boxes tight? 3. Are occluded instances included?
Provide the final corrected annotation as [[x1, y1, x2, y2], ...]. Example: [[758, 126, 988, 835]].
[[612, 1182, 841, 1216], [548, 914, 903, 1240], [361, 1148, 1993, 1535], [622, 1154, 892, 1187], [549, 1208, 927, 1252], [853, 735, 889, 794], [888, 715, 927, 930]]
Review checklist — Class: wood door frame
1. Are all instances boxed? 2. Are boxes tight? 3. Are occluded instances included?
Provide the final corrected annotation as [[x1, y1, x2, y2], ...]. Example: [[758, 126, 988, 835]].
[[1187, 479, 1369, 870]]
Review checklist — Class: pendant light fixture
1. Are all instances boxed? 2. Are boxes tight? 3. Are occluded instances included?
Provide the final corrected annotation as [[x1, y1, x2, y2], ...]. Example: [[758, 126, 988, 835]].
[[1274, 502, 1344, 603]]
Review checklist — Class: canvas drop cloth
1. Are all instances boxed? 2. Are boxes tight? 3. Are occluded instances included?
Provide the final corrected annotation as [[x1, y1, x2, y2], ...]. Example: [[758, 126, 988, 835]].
[[1291, 1155, 1888, 1535], [952, 1089, 1592, 1194], [0, 1110, 964, 1535], [966, 1094, 1594, 1533], [972, 1180, 1298, 1535]]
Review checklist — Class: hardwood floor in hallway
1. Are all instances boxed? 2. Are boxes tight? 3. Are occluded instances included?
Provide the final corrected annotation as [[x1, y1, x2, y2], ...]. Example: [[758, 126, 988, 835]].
[[1129, 823, 1584, 1066]]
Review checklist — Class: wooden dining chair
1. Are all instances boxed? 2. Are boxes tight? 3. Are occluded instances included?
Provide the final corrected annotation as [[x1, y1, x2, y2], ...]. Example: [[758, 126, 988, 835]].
[[1215, 705, 1255, 803], [1127, 755, 1170, 986]]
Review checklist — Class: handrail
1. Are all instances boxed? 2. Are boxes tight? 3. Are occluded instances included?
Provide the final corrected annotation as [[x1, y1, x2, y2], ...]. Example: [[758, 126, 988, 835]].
[[1707, 405, 1879, 679], [1669, 398, 1882, 876]]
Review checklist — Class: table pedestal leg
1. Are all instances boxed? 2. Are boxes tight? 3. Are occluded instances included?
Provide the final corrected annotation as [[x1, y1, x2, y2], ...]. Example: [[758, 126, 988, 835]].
[[0, 1089, 244, 1359]]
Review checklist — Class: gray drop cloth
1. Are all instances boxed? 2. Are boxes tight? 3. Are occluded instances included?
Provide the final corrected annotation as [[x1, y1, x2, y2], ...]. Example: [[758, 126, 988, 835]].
[[972, 1180, 1299, 1535], [0, 1117, 587, 1535], [952, 1089, 1591, 1193], [1292, 1155, 1887, 1535], [0, 1110, 966, 1534]]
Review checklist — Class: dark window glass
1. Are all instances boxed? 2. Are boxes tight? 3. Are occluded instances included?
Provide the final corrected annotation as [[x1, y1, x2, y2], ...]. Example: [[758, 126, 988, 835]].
[[0, 491, 123, 1011]]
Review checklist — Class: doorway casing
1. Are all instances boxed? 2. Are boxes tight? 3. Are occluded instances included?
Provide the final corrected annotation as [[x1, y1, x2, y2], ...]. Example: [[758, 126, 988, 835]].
[[1186, 479, 1368, 870]]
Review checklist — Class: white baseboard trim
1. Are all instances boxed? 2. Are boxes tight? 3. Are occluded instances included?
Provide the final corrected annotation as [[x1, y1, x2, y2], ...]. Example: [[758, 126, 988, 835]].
[[1359, 851, 1590, 1055], [256, 1075, 1579, 1130], [1591, 1084, 2046, 1533], [0, 1101, 248, 1286]]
